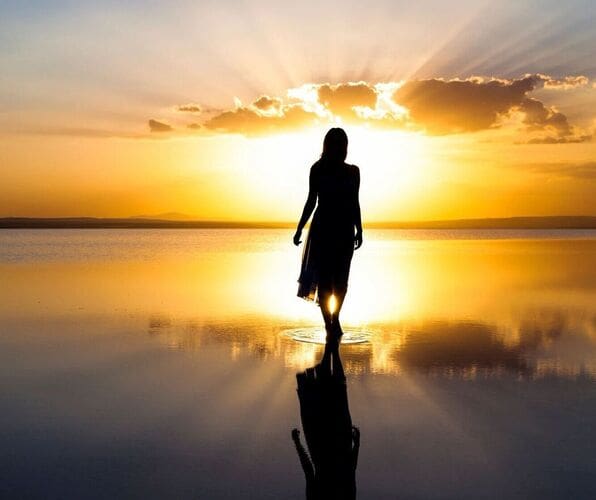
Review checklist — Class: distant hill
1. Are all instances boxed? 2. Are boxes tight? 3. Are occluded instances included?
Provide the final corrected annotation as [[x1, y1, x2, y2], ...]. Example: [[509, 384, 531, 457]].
[[1, 216, 596, 229], [0, 217, 288, 229], [130, 212, 196, 220]]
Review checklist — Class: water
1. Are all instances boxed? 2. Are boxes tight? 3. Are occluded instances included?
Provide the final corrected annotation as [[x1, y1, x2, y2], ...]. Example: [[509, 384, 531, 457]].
[[1, 229, 595, 499]]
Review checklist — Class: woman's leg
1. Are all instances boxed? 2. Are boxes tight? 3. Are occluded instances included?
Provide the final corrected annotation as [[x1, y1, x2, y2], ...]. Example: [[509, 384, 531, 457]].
[[318, 288, 334, 334], [331, 289, 347, 338], [330, 252, 351, 339]]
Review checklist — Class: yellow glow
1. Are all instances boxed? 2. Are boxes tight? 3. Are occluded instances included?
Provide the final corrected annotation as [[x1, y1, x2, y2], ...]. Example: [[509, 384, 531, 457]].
[[230, 124, 433, 223], [2, 122, 595, 220], [328, 294, 337, 314], [5, 232, 594, 377]]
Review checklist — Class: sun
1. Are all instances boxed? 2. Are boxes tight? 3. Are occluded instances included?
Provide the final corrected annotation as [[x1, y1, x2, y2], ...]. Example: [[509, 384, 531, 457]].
[[343, 125, 429, 221], [195, 123, 431, 223]]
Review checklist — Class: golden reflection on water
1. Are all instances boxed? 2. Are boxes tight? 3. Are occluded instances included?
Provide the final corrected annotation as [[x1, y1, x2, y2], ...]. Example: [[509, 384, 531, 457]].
[[144, 314, 596, 378], [1, 230, 595, 378]]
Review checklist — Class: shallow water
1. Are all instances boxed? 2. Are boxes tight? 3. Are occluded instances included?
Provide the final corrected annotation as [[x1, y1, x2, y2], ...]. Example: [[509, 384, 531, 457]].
[[1, 229, 595, 499]]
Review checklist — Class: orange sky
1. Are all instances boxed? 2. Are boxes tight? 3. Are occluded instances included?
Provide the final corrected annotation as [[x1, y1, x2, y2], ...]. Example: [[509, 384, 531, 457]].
[[1, 0, 595, 221]]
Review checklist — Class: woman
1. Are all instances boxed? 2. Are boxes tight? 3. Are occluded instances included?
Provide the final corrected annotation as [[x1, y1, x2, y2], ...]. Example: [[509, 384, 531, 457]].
[[293, 127, 363, 342]]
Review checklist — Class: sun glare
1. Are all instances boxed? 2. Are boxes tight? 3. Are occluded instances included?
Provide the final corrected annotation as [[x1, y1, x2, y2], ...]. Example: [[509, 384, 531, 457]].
[[328, 294, 337, 314], [218, 123, 432, 223]]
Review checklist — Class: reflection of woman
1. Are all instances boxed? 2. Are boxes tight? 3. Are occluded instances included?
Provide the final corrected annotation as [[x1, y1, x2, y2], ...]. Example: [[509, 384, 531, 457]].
[[294, 128, 363, 341], [291, 342, 360, 500]]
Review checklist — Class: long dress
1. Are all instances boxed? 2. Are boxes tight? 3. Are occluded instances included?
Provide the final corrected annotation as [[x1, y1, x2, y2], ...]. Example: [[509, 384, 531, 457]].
[[297, 160, 359, 303]]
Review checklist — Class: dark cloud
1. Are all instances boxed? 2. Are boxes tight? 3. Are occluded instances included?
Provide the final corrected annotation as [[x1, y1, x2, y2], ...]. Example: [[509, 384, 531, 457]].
[[187, 123, 201, 130], [520, 98, 570, 134], [390, 75, 590, 141], [317, 82, 377, 120], [148, 119, 173, 132], [177, 104, 202, 113], [392, 77, 535, 134]]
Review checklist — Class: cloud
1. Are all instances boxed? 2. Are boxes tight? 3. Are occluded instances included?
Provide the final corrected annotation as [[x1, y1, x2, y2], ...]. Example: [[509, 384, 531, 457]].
[[516, 97, 588, 143], [252, 95, 282, 111], [526, 135, 592, 144], [392, 76, 535, 134], [200, 82, 403, 134], [390, 75, 591, 141], [533, 74, 589, 90], [148, 119, 173, 132], [147, 74, 591, 141], [177, 103, 202, 113], [187, 123, 201, 130], [203, 100, 321, 135], [519, 161, 596, 179], [317, 82, 377, 120]]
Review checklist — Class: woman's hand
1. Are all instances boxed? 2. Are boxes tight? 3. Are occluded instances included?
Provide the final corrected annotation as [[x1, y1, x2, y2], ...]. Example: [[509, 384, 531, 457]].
[[352, 426, 360, 443], [354, 231, 363, 250], [293, 229, 303, 246]]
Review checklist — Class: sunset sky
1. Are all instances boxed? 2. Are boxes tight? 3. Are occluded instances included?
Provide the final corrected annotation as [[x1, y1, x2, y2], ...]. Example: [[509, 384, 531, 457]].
[[1, 0, 595, 221]]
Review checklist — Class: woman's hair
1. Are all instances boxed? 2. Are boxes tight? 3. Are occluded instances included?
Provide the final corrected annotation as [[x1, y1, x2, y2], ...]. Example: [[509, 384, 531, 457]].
[[321, 127, 348, 163]]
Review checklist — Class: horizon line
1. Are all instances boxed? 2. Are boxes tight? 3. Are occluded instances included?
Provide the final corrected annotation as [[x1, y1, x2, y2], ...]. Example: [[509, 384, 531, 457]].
[[1, 215, 596, 229]]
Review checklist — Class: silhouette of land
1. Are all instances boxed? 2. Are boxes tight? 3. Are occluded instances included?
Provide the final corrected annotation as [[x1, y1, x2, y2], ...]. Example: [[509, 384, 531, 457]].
[[1, 215, 595, 229], [0, 217, 289, 229]]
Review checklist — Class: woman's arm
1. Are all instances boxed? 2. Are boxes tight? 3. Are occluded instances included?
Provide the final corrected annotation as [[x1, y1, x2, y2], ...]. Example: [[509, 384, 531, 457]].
[[351, 426, 360, 471], [293, 167, 317, 245], [291, 428, 315, 482], [354, 167, 363, 249]]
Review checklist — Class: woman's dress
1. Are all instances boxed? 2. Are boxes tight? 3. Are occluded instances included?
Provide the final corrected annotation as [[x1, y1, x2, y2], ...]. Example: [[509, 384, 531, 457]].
[[297, 160, 359, 302]]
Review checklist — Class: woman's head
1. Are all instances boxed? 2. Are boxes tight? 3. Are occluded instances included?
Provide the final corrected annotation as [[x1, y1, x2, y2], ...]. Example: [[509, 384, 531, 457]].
[[321, 127, 348, 163]]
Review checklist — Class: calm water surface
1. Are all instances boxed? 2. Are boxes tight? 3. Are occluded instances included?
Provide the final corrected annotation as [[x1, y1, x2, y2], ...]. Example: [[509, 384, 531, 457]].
[[1, 229, 595, 499]]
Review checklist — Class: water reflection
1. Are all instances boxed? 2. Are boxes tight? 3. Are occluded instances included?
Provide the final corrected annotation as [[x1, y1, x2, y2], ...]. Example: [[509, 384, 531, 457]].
[[292, 342, 359, 499], [2, 230, 596, 498], [2, 229, 595, 378], [146, 313, 596, 378], [3, 230, 595, 328]]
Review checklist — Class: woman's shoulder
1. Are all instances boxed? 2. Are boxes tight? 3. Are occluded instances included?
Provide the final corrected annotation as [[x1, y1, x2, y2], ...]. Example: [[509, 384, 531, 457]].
[[310, 159, 324, 172], [345, 163, 360, 176]]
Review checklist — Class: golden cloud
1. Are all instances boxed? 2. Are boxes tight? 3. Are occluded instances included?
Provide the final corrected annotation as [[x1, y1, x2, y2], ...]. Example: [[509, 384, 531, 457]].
[[155, 74, 592, 142], [203, 102, 321, 135], [148, 119, 173, 132], [392, 77, 538, 134], [534, 74, 589, 90], [176, 103, 202, 113], [252, 95, 282, 111], [317, 82, 377, 120]]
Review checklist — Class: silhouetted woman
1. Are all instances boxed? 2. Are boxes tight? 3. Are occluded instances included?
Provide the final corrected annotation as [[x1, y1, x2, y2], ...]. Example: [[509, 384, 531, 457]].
[[294, 128, 363, 341]]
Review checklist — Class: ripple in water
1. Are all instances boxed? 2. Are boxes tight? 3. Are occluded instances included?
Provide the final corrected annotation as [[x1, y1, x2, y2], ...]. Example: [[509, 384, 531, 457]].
[[281, 327, 372, 344]]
